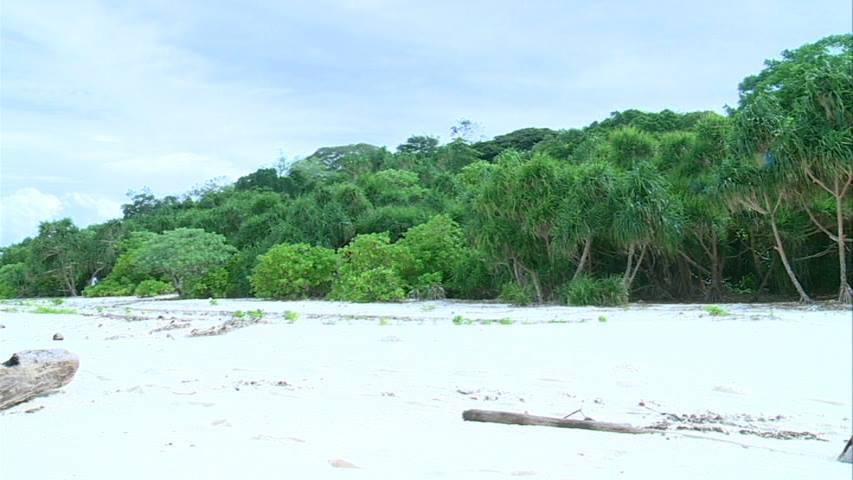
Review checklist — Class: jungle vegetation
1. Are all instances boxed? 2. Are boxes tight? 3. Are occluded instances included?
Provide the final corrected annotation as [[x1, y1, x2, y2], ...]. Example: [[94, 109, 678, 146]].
[[1, 35, 850, 305]]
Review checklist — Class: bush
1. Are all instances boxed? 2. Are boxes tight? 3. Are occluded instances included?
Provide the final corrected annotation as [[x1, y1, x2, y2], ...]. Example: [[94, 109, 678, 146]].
[[134, 279, 175, 297], [251, 243, 338, 299], [704, 305, 729, 316], [329, 267, 407, 302], [409, 272, 445, 300], [329, 232, 413, 302], [0, 263, 26, 299], [448, 249, 496, 299], [136, 228, 236, 297], [560, 276, 628, 306], [185, 267, 229, 298], [399, 215, 465, 282], [498, 282, 535, 306], [84, 279, 135, 297]]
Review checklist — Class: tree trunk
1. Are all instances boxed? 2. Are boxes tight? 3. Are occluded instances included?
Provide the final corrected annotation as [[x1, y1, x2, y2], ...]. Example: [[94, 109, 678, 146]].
[[627, 245, 646, 289], [623, 244, 635, 285], [0, 349, 80, 410], [708, 231, 724, 301], [768, 210, 812, 303], [462, 409, 651, 435], [571, 237, 593, 282], [527, 268, 544, 304], [835, 181, 851, 303]]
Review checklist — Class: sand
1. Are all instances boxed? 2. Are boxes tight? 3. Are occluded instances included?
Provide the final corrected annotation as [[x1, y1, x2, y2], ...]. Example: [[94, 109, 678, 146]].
[[1, 297, 851, 479]]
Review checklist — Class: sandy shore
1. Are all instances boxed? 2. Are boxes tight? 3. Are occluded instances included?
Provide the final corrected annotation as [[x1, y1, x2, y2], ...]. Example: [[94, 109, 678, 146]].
[[1, 297, 851, 479]]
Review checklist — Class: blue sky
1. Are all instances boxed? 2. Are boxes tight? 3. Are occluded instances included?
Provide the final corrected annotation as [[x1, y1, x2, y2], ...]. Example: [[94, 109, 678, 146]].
[[0, 0, 849, 245]]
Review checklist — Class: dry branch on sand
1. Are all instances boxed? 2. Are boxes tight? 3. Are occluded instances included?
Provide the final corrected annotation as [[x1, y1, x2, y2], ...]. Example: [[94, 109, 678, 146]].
[[462, 409, 652, 434], [189, 316, 265, 337], [0, 349, 79, 410], [464, 408, 851, 463]]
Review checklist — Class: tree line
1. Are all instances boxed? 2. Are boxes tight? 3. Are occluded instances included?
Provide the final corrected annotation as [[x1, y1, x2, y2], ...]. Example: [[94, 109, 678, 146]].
[[1, 35, 850, 305]]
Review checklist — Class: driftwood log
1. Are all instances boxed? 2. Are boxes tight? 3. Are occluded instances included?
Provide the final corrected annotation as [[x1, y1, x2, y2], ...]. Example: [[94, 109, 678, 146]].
[[462, 409, 652, 434], [0, 349, 79, 410]]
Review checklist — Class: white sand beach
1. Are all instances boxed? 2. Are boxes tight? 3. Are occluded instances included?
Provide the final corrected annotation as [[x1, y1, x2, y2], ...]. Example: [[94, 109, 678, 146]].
[[1, 298, 851, 479]]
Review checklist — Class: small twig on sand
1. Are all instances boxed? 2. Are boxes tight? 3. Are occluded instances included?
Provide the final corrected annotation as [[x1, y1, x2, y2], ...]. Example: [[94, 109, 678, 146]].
[[563, 408, 583, 419]]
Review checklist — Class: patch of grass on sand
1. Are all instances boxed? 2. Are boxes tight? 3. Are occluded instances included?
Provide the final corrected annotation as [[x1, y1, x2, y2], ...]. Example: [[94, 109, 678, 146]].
[[452, 315, 474, 325], [284, 310, 299, 322], [33, 306, 76, 314], [705, 305, 729, 317], [498, 318, 515, 325], [379, 317, 391, 326], [247, 309, 266, 320], [598, 315, 608, 323]]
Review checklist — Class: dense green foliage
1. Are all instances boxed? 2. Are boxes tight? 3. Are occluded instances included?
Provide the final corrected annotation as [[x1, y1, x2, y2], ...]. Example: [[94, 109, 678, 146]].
[[1, 36, 850, 305], [328, 233, 411, 302], [134, 279, 175, 297], [560, 276, 629, 306], [252, 243, 338, 299]]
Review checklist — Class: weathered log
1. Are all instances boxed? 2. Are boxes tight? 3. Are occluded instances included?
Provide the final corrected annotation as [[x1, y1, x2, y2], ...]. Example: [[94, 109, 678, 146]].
[[840, 435, 853, 463], [462, 409, 652, 434], [0, 349, 79, 410]]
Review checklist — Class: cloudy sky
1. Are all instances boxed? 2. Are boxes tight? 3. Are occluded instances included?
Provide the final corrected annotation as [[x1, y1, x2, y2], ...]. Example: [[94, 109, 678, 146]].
[[0, 0, 848, 245]]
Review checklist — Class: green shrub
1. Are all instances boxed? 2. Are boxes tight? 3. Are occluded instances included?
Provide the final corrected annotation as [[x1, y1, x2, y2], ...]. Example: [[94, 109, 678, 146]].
[[0, 263, 27, 299], [329, 267, 407, 302], [83, 279, 135, 297], [447, 249, 497, 299], [329, 233, 412, 302], [251, 243, 338, 299], [561, 276, 628, 306], [498, 282, 535, 306], [184, 267, 229, 299], [33, 306, 76, 314], [399, 215, 465, 282], [134, 279, 175, 297], [409, 272, 445, 300], [704, 305, 729, 316]]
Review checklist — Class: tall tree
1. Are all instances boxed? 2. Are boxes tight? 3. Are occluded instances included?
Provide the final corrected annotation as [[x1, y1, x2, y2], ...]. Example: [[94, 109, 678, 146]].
[[737, 34, 852, 302]]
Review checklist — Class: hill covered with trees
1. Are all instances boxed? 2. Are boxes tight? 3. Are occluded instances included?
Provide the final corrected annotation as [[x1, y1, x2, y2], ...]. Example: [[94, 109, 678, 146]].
[[1, 35, 850, 305]]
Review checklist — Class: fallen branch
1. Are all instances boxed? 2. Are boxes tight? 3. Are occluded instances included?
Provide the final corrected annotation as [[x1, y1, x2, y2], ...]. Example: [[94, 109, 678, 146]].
[[189, 316, 264, 337], [462, 409, 652, 434], [0, 349, 79, 410]]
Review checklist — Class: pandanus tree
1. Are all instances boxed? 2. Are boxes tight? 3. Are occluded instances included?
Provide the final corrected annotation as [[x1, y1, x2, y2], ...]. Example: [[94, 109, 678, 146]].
[[730, 34, 853, 301], [555, 161, 620, 282], [600, 127, 682, 291], [659, 115, 732, 300], [736, 34, 852, 302], [472, 151, 565, 302], [721, 96, 812, 302], [611, 163, 682, 290]]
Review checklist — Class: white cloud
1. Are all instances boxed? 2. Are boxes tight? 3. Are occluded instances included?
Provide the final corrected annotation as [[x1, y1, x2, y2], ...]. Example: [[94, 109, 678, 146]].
[[0, 188, 64, 245], [0, 188, 124, 245], [105, 152, 247, 188], [64, 192, 122, 220]]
